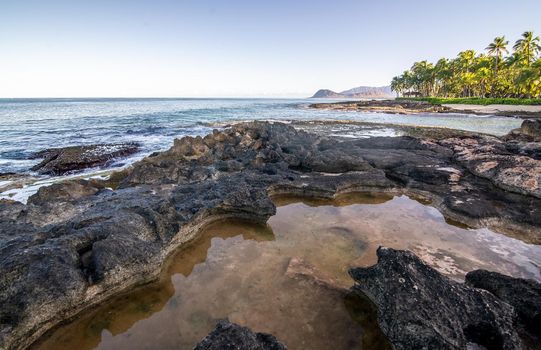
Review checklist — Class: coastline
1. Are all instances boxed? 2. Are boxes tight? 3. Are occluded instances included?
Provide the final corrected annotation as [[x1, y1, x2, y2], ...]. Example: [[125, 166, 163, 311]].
[[309, 99, 541, 119], [0, 120, 505, 204], [1, 120, 540, 349]]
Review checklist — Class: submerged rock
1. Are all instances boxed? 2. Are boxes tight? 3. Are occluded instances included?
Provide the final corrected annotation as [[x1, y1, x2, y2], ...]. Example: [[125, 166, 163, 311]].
[[30, 143, 139, 175], [285, 257, 349, 292], [349, 247, 524, 350], [194, 320, 287, 350]]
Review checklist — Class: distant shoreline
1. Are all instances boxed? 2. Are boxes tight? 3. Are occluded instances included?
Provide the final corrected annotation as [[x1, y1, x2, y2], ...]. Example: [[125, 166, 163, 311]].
[[309, 99, 541, 119]]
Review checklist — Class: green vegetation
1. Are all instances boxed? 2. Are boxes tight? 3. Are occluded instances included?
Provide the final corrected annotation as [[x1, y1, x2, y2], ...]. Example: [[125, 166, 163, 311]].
[[391, 31, 541, 100], [396, 97, 541, 105]]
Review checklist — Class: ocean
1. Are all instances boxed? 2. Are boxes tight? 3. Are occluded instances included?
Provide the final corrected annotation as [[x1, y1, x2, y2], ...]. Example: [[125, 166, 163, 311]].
[[0, 98, 522, 201]]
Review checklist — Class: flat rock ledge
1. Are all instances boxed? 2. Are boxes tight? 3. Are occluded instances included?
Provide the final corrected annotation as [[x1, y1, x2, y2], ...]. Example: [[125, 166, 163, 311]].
[[350, 247, 541, 350], [30, 143, 139, 175], [309, 99, 452, 114], [1, 121, 540, 349], [309, 99, 541, 118], [194, 320, 287, 350]]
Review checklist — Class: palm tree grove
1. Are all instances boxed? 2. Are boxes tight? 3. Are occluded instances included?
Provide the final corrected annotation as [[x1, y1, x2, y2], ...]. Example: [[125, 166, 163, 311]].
[[391, 31, 541, 100]]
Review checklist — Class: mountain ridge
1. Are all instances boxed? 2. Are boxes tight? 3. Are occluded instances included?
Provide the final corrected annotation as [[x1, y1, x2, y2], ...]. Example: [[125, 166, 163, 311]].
[[311, 85, 393, 98]]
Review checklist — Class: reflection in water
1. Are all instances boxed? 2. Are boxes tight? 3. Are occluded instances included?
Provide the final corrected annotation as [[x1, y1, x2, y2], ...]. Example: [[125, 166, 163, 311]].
[[34, 193, 541, 350]]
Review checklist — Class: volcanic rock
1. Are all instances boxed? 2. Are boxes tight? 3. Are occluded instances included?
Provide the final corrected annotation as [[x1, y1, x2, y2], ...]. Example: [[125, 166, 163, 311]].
[[194, 320, 287, 350], [1, 121, 541, 349], [30, 143, 139, 175], [466, 269, 541, 343], [349, 247, 524, 350]]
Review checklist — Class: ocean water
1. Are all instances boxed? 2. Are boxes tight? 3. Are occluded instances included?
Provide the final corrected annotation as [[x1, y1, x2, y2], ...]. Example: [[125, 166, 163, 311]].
[[0, 98, 523, 176]]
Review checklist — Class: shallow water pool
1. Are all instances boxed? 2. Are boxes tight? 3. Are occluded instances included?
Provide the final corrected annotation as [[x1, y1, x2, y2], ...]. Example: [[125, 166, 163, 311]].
[[32, 193, 541, 350]]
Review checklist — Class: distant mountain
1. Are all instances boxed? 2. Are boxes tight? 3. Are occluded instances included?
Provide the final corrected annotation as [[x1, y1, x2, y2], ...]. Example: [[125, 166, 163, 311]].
[[311, 89, 344, 98], [311, 86, 393, 99]]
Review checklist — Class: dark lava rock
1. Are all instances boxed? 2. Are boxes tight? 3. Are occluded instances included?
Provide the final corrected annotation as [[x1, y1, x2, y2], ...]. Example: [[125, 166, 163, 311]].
[[194, 320, 287, 350], [30, 143, 139, 175], [466, 269, 541, 342], [349, 247, 524, 350], [1, 122, 541, 349], [27, 179, 106, 205]]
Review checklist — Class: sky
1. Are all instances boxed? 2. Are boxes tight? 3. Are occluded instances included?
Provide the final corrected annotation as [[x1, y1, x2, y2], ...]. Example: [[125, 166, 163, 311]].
[[1, 0, 541, 98]]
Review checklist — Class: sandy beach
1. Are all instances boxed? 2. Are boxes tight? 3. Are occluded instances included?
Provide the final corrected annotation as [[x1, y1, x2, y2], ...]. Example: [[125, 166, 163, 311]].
[[445, 103, 541, 115]]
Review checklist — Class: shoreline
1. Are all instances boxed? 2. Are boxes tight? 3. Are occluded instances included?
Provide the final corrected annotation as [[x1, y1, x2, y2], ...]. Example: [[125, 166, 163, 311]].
[[443, 103, 541, 118], [309, 99, 541, 119], [0, 120, 501, 204], [1, 121, 540, 349]]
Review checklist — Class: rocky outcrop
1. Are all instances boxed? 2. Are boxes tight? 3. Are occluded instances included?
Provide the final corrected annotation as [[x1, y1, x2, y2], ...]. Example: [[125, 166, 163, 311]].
[[520, 119, 541, 139], [466, 270, 541, 343], [194, 320, 287, 350], [439, 135, 541, 198], [349, 247, 525, 350], [30, 143, 139, 175], [507, 119, 541, 141], [1, 121, 540, 349]]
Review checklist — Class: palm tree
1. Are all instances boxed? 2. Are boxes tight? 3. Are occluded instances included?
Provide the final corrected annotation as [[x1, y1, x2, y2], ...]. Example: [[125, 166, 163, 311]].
[[486, 36, 509, 60], [434, 58, 451, 97], [391, 76, 402, 97], [457, 50, 476, 97], [486, 36, 509, 95], [515, 58, 541, 97], [513, 31, 541, 66], [411, 61, 435, 97]]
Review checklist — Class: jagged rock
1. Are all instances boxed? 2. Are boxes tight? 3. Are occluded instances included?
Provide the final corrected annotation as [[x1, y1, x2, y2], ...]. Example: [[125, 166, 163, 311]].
[[1, 122, 541, 349], [194, 320, 287, 350], [349, 247, 524, 350], [466, 269, 541, 343], [30, 143, 139, 175]]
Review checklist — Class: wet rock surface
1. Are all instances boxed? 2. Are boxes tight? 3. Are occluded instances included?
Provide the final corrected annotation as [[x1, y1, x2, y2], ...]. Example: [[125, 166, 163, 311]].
[[194, 320, 287, 350], [349, 247, 527, 350], [30, 143, 139, 175], [0, 121, 540, 349]]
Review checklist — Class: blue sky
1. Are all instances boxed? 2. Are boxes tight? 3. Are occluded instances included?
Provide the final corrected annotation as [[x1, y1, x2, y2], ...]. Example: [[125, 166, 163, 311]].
[[1, 0, 541, 97]]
